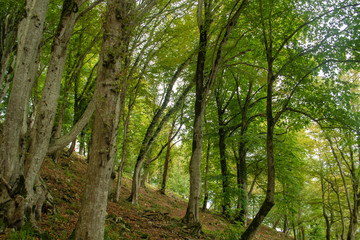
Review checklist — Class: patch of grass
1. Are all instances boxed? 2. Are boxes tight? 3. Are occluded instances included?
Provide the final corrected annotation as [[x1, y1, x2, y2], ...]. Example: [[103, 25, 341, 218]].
[[6, 223, 50, 240], [64, 169, 72, 178], [205, 222, 245, 240], [65, 209, 75, 215], [104, 225, 125, 240], [137, 231, 150, 239], [47, 212, 69, 225]]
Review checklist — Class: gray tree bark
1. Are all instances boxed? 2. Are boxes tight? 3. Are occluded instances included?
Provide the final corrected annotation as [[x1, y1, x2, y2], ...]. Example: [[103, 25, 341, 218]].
[[24, 0, 85, 222], [0, 0, 49, 187], [74, 0, 139, 238], [0, 0, 49, 228]]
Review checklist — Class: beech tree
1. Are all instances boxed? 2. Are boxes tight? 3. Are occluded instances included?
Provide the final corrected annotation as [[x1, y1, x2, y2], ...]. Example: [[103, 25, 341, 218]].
[[74, 0, 157, 238], [0, 0, 50, 228], [183, 0, 249, 233]]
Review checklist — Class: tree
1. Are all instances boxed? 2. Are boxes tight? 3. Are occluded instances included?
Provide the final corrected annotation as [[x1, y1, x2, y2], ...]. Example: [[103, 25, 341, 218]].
[[241, 0, 360, 238], [0, 0, 50, 228], [74, 0, 156, 238], [25, 0, 88, 225], [183, 0, 249, 233]]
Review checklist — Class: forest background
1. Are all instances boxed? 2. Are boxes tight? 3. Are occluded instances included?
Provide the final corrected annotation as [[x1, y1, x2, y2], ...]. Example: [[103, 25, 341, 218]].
[[0, 0, 359, 239]]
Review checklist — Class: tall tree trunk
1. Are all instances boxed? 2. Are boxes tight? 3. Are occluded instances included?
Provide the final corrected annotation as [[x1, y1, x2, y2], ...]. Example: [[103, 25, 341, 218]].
[[283, 214, 288, 234], [346, 143, 359, 240], [79, 132, 85, 155], [160, 118, 176, 195], [114, 78, 140, 202], [0, 0, 49, 228], [53, 91, 69, 163], [236, 141, 248, 224], [0, 4, 20, 103], [24, 1, 85, 224], [129, 57, 192, 205], [74, 0, 136, 238], [0, 0, 49, 186], [182, 2, 210, 231], [202, 141, 210, 211], [292, 222, 297, 240], [216, 99, 230, 218], [183, 0, 247, 233], [320, 162, 331, 240], [115, 104, 131, 201], [240, 64, 276, 240]]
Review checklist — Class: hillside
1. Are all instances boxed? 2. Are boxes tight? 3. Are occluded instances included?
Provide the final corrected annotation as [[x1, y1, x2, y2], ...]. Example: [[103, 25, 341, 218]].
[[1, 153, 293, 240]]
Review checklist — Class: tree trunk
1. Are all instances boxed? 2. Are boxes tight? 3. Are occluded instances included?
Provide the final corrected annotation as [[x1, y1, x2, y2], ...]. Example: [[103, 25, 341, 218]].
[[24, 1, 85, 223], [182, 4, 209, 231], [67, 139, 76, 156], [78, 132, 85, 155], [320, 166, 331, 240], [292, 222, 296, 240], [236, 141, 248, 224], [202, 141, 210, 211], [283, 214, 288, 234], [74, 0, 136, 238], [53, 92, 68, 163], [0, 0, 49, 186], [141, 161, 150, 188], [129, 57, 192, 205], [272, 217, 280, 229], [161, 119, 176, 195], [218, 120, 230, 218], [240, 67, 276, 240], [0, 4, 20, 104], [114, 78, 140, 202], [183, 0, 247, 233], [47, 96, 95, 154], [0, 0, 49, 228], [115, 108, 131, 202]]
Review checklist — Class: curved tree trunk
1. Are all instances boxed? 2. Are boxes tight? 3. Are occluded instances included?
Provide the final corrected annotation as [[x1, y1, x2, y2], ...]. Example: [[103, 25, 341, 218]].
[[240, 66, 276, 240], [47, 96, 95, 154], [160, 119, 176, 195], [24, 1, 85, 224], [0, 0, 49, 228], [129, 57, 192, 205]]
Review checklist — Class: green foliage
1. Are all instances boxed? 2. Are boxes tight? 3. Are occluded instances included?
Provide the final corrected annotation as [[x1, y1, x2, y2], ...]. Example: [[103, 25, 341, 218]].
[[308, 224, 325, 240]]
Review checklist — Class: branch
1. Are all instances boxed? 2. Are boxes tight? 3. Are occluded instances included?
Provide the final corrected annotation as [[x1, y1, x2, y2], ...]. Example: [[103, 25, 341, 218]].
[[76, 0, 105, 21], [48, 96, 95, 154]]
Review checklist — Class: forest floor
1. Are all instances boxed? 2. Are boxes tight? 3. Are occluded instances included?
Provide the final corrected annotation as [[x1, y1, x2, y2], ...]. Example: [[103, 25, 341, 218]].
[[1, 152, 293, 240]]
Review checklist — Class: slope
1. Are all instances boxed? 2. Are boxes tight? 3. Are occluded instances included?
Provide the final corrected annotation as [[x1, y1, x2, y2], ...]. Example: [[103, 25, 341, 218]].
[[1, 152, 293, 240]]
